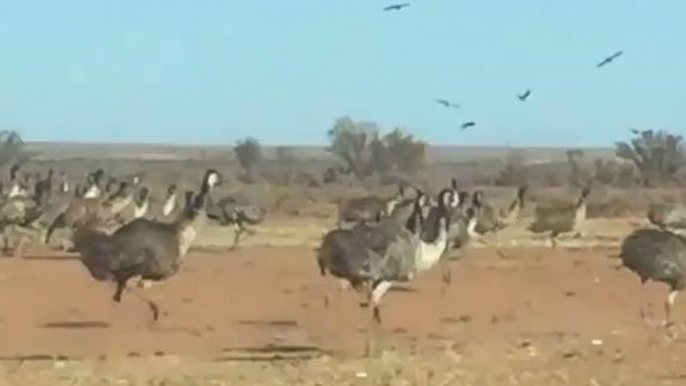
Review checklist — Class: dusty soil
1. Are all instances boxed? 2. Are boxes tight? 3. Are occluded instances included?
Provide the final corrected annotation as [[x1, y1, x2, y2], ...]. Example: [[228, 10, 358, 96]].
[[0, 219, 685, 385]]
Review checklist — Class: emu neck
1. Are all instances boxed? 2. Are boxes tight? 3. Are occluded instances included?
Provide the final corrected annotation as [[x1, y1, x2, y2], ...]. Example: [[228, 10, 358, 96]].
[[163, 193, 177, 216], [134, 199, 149, 219], [176, 209, 208, 257], [573, 198, 588, 230], [109, 194, 133, 214], [415, 218, 448, 273], [8, 182, 22, 198], [83, 184, 101, 199], [466, 217, 479, 238]]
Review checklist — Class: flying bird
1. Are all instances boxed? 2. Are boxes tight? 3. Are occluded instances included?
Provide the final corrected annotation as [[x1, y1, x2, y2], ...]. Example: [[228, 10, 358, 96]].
[[631, 128, 640, 135], [596, 50, 624, 68], [383, 3, 410, 11], [435, 98, 460, 109], [460, 121, 476, 130], [517, 89, 532, 101]]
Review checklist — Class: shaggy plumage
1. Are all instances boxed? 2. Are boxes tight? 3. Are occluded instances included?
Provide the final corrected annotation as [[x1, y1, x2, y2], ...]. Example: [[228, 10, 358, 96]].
[[647, 203, 686, 231], [528, 187, 590, 248], [71, 169, 220, 320], [619, 228, 686, 326], [207, 192, 266, 249]]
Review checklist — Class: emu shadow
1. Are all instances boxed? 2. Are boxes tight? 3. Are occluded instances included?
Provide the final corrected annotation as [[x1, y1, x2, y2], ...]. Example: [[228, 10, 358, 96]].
[[389, 285, 416, 293], [40, 321, 110, 329], [217, 344, 328, 361], [20, 254, 78, 261], [238, 319, 299, 327], [0, 354, 76, 361]]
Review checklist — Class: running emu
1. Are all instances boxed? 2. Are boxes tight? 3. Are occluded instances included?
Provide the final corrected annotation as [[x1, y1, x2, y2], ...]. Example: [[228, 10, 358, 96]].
[[72, 169, 220, 320], [317, 188, 452, 353], [619, 228, 686, 327]]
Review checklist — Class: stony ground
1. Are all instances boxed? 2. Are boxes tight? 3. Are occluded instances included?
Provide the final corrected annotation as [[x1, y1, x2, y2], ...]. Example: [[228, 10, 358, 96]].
[[0, 218, 684, 385]]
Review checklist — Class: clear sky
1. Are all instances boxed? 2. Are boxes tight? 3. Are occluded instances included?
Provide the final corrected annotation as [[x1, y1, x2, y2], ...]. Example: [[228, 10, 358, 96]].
[[0, 1, 684, 147]]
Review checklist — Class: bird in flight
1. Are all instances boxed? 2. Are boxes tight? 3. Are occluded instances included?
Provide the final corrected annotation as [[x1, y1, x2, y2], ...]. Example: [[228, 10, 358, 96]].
[[630, 128, 640, 135], [517, 89, 532, 102], [596, 51, 624, 68], [383, 3, 410, 11], [435, 98, 460, 109], [460, 121, 476, 130]]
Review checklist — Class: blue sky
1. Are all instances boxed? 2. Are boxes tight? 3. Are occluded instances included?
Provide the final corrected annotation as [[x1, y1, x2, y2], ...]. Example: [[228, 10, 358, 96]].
[[0, 1, 684, 147]]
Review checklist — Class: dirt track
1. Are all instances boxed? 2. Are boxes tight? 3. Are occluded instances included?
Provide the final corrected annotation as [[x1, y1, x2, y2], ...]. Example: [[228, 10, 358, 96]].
[[0, 240, 686, 384]]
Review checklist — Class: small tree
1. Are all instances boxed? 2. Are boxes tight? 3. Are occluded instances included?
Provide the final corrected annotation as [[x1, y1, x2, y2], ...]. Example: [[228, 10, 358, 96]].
[[327, 117, 376, 178], [0, 130, 24, 167], [383, 128, 426, 174], [326, 117, 427, 178], [495, 150, 527, 186], [273, 146, 297, 185], [275, 146, 296, 165], [615, 129, 685, 186], [235, 137, 262, 181], [566, 148, 585, 187]]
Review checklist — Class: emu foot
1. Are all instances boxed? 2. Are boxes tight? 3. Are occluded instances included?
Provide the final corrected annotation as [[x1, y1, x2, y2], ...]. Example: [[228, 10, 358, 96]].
[[441, 269, 452, 286], [664, 322, 684, 342], [372, 307, 382, 324], [640, 304, 663, 329], [149, 302, 160, 321]]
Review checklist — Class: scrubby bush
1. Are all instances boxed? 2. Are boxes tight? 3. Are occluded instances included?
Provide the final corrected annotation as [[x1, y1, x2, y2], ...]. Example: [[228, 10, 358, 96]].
[[326, 116, 427, 179], [235, 137, 262, 182], [0, 130, 24, 167], [615, 129, 685, 186]]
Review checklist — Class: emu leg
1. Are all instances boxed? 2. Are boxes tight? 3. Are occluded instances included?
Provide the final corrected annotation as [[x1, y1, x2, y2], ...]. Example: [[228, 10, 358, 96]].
[[370, 280, 393, 325], [639, 303, 659, 328], [44, 213, 65, 244], [364, 280, 393, 357], [324, 279, 349, 309], [440, 259, 452, 294], [230, 222, 244, 251], [11, 225, 34, 258], [1, 231, 9, 256], [664, 290, 679, 327], [113, 280, 126, 303], [128, 286, 161, 321]]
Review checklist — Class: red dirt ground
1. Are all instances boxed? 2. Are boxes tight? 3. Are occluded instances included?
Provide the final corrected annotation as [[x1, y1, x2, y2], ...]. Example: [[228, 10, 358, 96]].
[[1, 245, 686, 383]]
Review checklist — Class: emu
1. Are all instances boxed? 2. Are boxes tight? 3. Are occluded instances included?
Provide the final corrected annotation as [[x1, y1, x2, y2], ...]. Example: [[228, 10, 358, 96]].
[[317, 188, 452, 354], [72, 169, 220, 320], [619, 228, 686, 329]]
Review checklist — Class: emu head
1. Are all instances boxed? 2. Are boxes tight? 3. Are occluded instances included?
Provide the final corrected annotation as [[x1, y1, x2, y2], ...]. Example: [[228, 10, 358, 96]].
[[437, 188, 454, 209], [184, 190, 196, 209], [457, 191, 470, 208], [10, 164, 20, 180], [202, 169, 221, 192], [116, 181, 131, 196], [92, 169, 105, 184], [471, 191, 485, 208], [464, 206, 478, 235], [517, 184, 529, 204], [104, 178, 118, 194], [137, 186, 150, 204]]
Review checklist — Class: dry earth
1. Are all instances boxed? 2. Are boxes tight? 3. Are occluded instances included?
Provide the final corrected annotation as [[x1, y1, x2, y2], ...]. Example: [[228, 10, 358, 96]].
[[0, 218, 684, 385]]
